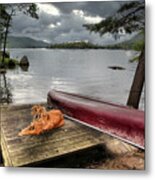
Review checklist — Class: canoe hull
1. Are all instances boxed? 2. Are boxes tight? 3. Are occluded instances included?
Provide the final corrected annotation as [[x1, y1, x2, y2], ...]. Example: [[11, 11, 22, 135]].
[[48, 90, 145, 149]]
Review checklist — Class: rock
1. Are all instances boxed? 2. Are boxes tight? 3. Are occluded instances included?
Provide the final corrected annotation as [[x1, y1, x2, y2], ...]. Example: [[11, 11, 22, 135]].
[[20, 56, 29, 66], [108, 66, 125, 70], [20, 65, 29, 71]]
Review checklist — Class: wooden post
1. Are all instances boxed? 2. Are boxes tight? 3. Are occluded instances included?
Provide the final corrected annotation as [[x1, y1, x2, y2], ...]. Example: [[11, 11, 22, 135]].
[[127, 46, 145, 109]]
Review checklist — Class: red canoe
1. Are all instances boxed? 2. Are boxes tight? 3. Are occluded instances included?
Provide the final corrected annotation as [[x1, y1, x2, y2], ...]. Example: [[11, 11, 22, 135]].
[[47, 90, 145, 149]]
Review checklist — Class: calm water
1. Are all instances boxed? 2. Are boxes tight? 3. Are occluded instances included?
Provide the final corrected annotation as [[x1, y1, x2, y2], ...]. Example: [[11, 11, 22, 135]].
[[6, 48, 144, 109]]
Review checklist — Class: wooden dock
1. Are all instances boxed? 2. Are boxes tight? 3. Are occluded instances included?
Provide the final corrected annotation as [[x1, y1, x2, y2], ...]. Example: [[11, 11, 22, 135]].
[[0, 104, 144, 169]]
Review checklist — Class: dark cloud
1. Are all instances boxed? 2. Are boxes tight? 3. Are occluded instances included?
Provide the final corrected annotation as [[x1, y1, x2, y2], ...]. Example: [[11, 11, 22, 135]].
[[10, 1, 140, 45], [53, 1, 122, 17]]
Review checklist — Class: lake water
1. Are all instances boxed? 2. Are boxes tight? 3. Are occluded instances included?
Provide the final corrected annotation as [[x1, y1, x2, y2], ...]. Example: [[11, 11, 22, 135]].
[[5, 48, 144, 110]]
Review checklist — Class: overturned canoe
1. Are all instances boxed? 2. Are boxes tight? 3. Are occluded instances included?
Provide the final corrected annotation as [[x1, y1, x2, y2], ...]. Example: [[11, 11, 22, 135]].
[[48, 90, 145, 149]]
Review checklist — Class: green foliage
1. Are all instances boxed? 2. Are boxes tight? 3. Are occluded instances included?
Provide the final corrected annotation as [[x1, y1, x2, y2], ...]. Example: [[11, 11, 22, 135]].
[[118, 2, 142, 13], [0, 4, 39, 35], [84, 1, 145, 38], [49, 41, 103, 49], [129, 55, 139, 63], [48, 32, 144, 50], [0, 74, 12, 104], [106, 33, 144, 51], [0, 50, 19, 68], [0, 5, 8, 47], [132, 39, 144, 51], [0, 3, 39, 65], [17, 4, 39, 19], [0, 56, 19, 67]]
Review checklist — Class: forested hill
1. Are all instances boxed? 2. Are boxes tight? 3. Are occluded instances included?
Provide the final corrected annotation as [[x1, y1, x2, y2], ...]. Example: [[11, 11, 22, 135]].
[[7, 33, 144, 50], [7, 36, 49, 48], [49, 33, 144, 50]]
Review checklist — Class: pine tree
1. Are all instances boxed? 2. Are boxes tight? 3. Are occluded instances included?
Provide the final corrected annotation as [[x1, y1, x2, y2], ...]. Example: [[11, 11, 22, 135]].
[[0, 4, 38, 66], [84, 1, 145, 109]]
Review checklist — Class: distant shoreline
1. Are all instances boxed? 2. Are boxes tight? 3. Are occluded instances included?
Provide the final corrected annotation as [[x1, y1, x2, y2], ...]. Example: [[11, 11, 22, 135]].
[[6, 43, 141, 51], [7, 32, 144, 51]]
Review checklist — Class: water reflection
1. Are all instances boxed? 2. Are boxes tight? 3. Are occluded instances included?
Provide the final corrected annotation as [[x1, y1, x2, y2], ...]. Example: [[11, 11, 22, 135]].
[[20, 65, 29, 72], [0, 72, 12, 104]]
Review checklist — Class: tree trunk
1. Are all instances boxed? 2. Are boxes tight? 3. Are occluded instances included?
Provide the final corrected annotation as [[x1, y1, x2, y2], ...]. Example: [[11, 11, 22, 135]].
[[127, 46, 145, 109], [1, 10, 13, 66], [2, 16, 11, 65]]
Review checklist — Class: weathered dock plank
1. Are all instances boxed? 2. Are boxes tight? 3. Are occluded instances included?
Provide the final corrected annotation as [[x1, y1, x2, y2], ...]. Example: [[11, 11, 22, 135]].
[[1, 104, 144, 169], [1, 104, 105, 167]]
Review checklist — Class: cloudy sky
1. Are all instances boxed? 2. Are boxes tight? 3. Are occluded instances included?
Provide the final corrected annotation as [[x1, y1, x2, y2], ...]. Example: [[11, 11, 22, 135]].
[[10, 1, 140, 45]]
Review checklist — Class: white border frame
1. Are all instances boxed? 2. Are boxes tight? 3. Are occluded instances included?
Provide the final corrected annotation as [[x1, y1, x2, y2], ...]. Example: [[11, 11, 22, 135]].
[[1, 0, 154, 179]]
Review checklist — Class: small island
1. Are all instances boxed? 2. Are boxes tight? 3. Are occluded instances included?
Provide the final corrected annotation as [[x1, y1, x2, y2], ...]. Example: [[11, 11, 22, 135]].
[[0, 51, 29, 71], [48, 33, 144, 50]]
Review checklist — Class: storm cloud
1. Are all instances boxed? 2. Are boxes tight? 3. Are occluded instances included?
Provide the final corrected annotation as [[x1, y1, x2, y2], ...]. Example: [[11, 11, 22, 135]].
[[10, 1, 138, 45]]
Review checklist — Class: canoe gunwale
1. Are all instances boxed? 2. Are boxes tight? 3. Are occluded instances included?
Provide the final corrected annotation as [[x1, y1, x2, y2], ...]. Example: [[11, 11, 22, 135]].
[[48, 90, 145, 150]]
